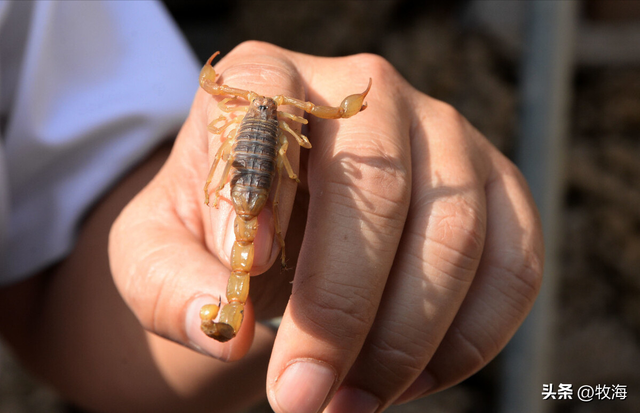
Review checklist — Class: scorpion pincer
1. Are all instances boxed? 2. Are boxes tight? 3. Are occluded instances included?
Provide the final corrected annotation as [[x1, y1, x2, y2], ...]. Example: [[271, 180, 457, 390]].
[[198, 51, 372, 342]]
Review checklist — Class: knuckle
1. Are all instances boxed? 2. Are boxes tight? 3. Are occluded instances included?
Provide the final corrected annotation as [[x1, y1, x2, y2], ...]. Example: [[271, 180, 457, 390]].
[[219, 45, 301, 98], [499, 246, 544, 307], [230, 40, 280, 56], [483, 242, 543, 324], [416, 98, 476, 149], [431, 99, 467, 126], [521, 249, 544, 299], [447, 325, 493, 369], [365, 329, 435, 382], [346, 53, 403, 88], [484, 156, 544, 305], [366, 343, 425, 385], [294, 277, 377, 343], [220, 62, 297, 89], [323, 146, 411, 218], [356, 160, 409, 203], [497, 155, 523, 182], [425, 324, 502, 394], [352, 53, 394, 73], [426, 195, 486, 278]]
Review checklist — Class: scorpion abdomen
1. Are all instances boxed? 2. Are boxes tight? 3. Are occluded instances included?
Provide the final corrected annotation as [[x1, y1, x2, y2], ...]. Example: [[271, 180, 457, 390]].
[[230, 98, 279, 218]]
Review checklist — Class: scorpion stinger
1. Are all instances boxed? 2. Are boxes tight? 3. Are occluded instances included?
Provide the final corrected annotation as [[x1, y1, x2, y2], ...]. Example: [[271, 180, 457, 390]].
[[199, 52, 371, 342]]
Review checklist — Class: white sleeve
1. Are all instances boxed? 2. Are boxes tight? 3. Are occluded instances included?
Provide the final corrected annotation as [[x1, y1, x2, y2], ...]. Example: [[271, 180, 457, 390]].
[[0, 1, 200, 284]]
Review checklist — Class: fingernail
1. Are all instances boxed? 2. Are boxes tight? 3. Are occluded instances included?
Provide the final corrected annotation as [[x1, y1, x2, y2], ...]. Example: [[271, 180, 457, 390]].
[[275, 360, 335, 413], [325, 387, 379, 413], [185, 295, 230, 361], [393, 370, 436, 405]]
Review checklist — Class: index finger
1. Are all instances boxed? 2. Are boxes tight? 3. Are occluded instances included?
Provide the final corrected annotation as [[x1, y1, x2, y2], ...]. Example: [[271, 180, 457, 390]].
[[194, 42, 310, 353], [266, 54, 414, 413]]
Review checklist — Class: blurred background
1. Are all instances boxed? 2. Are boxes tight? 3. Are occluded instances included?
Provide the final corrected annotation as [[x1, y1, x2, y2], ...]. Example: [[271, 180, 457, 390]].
[[1, 1, 639, 412]]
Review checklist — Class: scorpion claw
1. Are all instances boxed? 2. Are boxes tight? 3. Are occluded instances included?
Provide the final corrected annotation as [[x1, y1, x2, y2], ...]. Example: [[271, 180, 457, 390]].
[[339, 77, 372, 118], [199, 51, 221, 92]]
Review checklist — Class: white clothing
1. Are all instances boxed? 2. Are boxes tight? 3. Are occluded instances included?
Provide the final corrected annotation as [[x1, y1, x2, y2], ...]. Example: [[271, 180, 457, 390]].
[[0, 0, 199, 284]]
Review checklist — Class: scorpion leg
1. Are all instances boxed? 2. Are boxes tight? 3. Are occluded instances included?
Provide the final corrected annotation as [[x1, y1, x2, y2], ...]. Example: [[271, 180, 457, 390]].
[[210, 152, 235, 208], [209, 114, 243, 135], [272, 166, 286, 268], [278, 118, 311, 149], [208, 114, 228, 134], [273, 78, 372, 119], [204, 139, 232, 206], [271, 131, 298, 268], [276, 131, 300, 182]]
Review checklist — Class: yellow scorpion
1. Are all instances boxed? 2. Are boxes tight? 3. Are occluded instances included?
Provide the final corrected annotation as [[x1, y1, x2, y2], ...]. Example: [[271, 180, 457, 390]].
[[198, 52, 371, 342]]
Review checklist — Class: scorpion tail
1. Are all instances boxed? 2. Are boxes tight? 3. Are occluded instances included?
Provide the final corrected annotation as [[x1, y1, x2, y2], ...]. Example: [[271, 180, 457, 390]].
[[200, 215, 254, 342]]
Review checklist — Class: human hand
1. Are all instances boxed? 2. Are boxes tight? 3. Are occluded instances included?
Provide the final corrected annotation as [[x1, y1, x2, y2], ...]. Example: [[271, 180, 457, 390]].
[[109, 41, 543, 413]]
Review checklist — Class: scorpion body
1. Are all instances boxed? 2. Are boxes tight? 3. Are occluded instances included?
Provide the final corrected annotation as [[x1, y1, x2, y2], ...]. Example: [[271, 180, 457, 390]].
[[231, 99, 279, 217], [198, 52, 371, 342]]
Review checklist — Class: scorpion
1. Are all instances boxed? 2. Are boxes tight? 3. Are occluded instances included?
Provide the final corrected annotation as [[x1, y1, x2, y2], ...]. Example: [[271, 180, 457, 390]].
[[198, 52, 372, 342]]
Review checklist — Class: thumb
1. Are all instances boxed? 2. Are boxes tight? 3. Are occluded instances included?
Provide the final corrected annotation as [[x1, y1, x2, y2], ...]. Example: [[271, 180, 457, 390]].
[[108, 109, 257, 361]]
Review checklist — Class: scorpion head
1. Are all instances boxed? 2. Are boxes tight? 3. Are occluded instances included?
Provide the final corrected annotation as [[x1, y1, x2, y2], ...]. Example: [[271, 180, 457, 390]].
[[248, 96, 278, 120]]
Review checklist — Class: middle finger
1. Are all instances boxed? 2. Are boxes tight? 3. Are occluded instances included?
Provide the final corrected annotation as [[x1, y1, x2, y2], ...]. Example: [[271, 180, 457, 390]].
[[267, 54, 413, 413]]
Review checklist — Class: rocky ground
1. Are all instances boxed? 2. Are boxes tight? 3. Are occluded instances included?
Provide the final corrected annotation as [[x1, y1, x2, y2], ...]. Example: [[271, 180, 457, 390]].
[[2, 1, 638, 412]]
